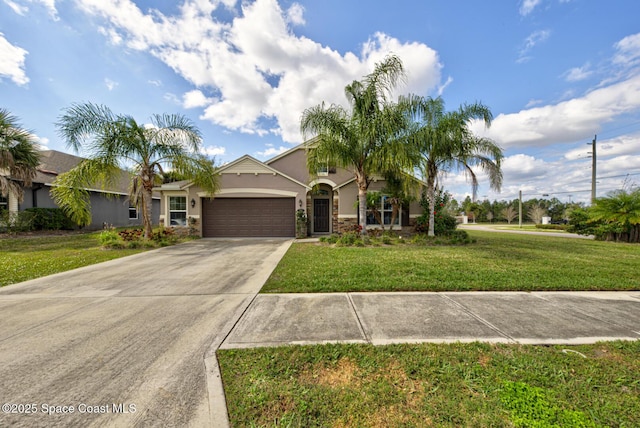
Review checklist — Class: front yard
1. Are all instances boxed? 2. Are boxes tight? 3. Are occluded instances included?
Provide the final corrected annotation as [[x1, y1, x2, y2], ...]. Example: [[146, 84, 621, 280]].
[[223, 230, 640, 426], [263, 231, 639, 292]]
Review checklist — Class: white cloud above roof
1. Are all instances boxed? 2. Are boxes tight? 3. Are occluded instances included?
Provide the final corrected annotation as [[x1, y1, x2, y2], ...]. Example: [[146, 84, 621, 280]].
[[0, 32, 29, 85], [73, 0, 443, 143]]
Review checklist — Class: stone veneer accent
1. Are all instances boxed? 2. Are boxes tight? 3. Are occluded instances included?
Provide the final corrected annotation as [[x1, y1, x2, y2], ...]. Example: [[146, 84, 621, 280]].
[[332, 194, 339, 233]]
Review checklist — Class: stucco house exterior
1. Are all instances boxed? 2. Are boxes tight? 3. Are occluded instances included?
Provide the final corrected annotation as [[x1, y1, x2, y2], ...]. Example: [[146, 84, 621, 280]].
[[0, 150, 160, 229], [156, 143, 425, 237]]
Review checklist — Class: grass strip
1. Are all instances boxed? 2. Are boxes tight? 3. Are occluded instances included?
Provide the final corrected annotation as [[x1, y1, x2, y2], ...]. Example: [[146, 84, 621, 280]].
[[262, 231, 640, 292], [0, 232, 148, 287], [218, 341, 640, 427]]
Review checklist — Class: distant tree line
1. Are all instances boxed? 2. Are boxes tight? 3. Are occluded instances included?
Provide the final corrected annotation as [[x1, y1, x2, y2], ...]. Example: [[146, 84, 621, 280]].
[[447, 195, 579, 224]]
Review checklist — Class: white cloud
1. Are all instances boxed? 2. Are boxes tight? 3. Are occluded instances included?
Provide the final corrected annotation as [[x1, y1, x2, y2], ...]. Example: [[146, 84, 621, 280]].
[[74, 0, 443, 143], [164, 92, 180, 104], [437, 76, 453, 96], [564, 132, 640, 160], [104, 78, 118, 91], [202, 145, 226, 156], [519, 0, 542, 16], [613, 32, 640, 73], [4, 0, 58, 19], [286, 3, 305, 26], [473, 73, 640, 148], [501, 154, 549, 181], [183, 89, 213, 108], [36, 0, 58, 20], [564, 63, 592, 82], [0, 32, 29, 85], [148, 79, 162, 87], [518, 29, 551, 63], [255, 144, 288, 158], [3, 0, 28, 15], [525, 99, 543, 108]]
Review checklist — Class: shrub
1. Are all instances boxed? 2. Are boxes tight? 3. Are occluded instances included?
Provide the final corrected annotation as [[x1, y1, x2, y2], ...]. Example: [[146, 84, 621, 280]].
[[24, 208, 75, 230], [319, 234, 340, 244], [0, 210, 35, 233], [118, 228, 143, 241], [409, 229, 473, 246], [152, 227, 179, 245], [567, 207, 598, 236], [98, 229, 124, 248], [415, 189, 458, 235], [296, 209, 308, 238], [535, 224, 568, 231], [336, 231, 359, 246]]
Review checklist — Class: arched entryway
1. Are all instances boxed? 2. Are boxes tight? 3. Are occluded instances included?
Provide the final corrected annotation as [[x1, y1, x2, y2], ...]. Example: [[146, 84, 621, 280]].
[[310, 184, 333, 235]]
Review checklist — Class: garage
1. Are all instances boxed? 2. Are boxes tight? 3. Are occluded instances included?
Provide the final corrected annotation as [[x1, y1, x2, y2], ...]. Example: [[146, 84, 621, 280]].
[[202, 197, 296, 237]]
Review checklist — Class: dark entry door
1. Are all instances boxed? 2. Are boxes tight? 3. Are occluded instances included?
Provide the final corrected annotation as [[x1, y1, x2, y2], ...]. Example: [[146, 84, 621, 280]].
[[313, 199, 330, 233]]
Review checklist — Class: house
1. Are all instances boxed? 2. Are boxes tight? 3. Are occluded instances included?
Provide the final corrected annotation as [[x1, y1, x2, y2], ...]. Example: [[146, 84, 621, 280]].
[[1, 150, 160, 229], [155, 142, 425, 237]]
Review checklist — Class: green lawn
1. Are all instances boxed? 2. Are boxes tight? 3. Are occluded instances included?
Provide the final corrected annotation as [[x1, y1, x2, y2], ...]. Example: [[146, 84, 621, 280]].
[[0, 232, 149, 287], [218, 341, 640, 427], [263, 231, 639, 292]]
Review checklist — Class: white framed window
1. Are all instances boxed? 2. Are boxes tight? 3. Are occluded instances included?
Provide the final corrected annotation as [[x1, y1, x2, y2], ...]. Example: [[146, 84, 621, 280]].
[[128, 205, 138, 220], [169, 196, 187, 226], [317, 164, 329, 176], [366, 196, 400, 227]]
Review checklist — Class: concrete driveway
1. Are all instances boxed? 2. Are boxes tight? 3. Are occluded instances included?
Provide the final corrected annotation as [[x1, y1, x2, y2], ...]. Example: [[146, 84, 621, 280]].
[[0, 238, 291, 427]]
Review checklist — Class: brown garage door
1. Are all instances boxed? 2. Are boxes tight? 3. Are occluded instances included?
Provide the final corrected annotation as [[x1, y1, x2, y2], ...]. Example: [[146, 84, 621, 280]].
[[202, 198, 295, 237]]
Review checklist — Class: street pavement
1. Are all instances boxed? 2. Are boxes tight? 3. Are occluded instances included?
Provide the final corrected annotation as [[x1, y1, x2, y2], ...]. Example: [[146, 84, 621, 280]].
[[0, 238, 292, 428]]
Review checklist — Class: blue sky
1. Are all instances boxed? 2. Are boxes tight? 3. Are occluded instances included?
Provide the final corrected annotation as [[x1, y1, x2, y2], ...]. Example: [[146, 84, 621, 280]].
[[2, 0, 640, 204]]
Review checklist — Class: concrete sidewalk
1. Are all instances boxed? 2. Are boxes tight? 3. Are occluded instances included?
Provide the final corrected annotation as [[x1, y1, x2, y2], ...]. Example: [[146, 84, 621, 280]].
[[221, 291, 640, 349]]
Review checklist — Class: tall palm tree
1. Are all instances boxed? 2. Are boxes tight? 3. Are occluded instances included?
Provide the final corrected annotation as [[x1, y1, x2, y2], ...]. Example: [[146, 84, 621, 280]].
[[402, 95, 503, 236], [301, 55, 418, 234], [0, 109, 40, 202], [53, 102, 219, 239]]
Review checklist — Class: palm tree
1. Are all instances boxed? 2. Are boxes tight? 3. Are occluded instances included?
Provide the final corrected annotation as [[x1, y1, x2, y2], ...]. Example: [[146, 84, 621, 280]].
[[501, 205, 518, 224], [301, 55, 418, 234], [401, 95, 503, 236], [53, 102, 219, 239], [589, 188, 640, 242], [0, 109, 40, 202]]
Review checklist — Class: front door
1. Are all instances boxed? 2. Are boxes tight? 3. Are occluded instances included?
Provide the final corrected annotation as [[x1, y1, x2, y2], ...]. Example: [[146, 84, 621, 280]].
[[313, 199, 330, 233]]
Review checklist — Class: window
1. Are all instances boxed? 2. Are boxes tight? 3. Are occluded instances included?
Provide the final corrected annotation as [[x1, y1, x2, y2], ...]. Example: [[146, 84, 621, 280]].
[[128, 205, 138, 220], [0, 195, 7, 211], [169, 196, 187, 226], [317, 160, 335, 176], [366, 196, 400, 227]]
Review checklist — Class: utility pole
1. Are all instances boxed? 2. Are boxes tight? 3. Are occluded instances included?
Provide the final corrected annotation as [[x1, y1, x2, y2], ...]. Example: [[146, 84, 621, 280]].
[[591, 135, 597, 204], [518, 190, 522, 228]]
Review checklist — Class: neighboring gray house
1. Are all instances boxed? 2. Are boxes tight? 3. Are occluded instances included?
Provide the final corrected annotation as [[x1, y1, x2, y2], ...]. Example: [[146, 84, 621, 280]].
[[1, 150, 160, 229], [155, 142, 425, 237]]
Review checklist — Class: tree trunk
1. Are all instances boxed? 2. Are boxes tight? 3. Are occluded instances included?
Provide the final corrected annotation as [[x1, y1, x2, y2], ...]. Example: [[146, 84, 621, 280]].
[[389, 202, 400, 231], [357, 175, 368, 236], [141, 168, 154, 240], [426, 176, 436, 237], [142, 187, 153, 240]]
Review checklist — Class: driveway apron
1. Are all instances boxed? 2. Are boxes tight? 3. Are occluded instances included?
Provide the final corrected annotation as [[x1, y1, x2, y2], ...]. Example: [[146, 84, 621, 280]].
[[0, 238, 291, 428]]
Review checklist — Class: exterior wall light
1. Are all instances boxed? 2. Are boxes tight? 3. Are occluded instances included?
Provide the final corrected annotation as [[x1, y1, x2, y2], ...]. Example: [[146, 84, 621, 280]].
[[191, 198, 196, 208]]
